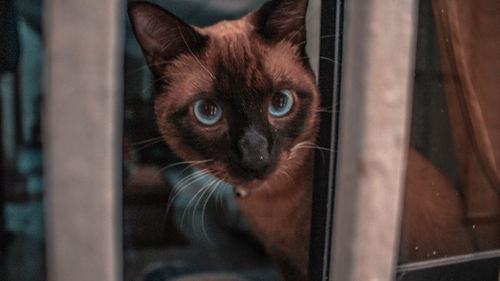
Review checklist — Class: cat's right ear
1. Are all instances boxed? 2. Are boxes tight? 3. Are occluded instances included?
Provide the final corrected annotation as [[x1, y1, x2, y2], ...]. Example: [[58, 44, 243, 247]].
[[251, 0, 308, 47], [128, 2, 207, 75]]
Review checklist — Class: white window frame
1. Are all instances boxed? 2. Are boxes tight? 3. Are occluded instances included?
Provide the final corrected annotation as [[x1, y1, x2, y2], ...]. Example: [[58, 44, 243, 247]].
[[44, 0, 123, 280]]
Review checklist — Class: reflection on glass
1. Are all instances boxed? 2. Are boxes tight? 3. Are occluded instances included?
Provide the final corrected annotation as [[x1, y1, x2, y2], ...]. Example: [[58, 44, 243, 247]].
[[400, 0, 500, 264]]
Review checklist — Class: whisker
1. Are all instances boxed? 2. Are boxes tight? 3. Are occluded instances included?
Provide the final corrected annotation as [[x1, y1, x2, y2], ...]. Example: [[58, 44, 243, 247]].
[[138, 81, 160, 97], [172, 167, 210, 193], [293, 145, 334, 157], [178, 26, 215, 80], [161, 168, 212, 232], [316, 106, 338, 114], [163, 168, 212, 222], [179, 188, 205, 229], [288, 140, 335, 161], [288, 25, 305, 43], [153, 159, 214, 183], [296, 41, 307, 47], [160, 159, 213, 175], [294, 145, 334, 152], [130, 136, 163, 146], [215, 181, 223, 212], [215, 180, 229, 213], [200, 179, 222, 242], [180, 176, 215, 229], [316, 109, 333, 114], [178, 160, 212, 175], [174, 169, 210, 191], [320, 56, 339, 64], [293, 144, 334, 164], [192, 176, 219, 227], [133, 138, 165, 152]]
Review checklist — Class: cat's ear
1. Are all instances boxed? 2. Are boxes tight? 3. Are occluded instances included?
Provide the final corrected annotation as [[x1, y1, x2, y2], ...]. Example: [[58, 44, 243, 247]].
[[251, 0, 308, 47], [128, 2, 207, 75]]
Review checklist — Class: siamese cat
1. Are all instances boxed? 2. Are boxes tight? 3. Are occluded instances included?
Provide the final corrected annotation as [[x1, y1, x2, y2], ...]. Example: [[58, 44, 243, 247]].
[[128, 0, 497, 280], [129, 0, 317, 279]]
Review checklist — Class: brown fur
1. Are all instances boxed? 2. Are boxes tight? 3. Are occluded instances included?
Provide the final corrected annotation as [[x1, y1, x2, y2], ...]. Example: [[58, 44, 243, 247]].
[[152, 23, 319, 281], [400, 148, 500, 263], [400, 149, 475, 262], [235, 152, 314, 280], [129, 1, 318, 279]]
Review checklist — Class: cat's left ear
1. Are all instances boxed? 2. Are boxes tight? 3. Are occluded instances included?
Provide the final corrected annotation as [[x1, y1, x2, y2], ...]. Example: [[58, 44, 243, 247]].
[[251, 0, 308, 47], [128, 2, 207, 76]]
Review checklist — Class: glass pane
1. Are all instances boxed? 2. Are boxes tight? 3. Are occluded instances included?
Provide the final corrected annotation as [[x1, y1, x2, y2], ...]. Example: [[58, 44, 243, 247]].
[[122, 0, 320, 280], [399, 0, 500, 264], [1, 0, 46, 279]]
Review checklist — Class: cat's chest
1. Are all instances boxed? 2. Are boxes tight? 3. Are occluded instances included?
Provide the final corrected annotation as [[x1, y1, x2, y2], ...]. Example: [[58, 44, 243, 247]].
[[234, 178, 312, 243], [234, 180, 312, 276]]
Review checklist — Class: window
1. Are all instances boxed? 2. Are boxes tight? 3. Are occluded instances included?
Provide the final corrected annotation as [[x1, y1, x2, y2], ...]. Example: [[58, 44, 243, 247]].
[[315, 0, 500, 280], [2, 0, 499, 280], [397, 0, 500, 279]]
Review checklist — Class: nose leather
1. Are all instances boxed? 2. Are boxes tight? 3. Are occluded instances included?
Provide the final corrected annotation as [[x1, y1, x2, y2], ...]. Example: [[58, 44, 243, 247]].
[[238, 128, 270, 174]]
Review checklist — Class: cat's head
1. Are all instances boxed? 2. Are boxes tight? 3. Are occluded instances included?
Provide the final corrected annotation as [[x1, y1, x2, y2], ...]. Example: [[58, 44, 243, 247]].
[[129, 0, 319, 188]]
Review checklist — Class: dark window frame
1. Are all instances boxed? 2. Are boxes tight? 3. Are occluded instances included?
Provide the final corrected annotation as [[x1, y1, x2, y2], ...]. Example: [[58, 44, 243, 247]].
[[308, 0, 344, 279]]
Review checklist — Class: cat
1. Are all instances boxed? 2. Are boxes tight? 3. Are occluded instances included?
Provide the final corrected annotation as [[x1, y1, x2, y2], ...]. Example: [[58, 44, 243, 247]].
[[128, 0, 500, 279], [128, 0, 318, 280]]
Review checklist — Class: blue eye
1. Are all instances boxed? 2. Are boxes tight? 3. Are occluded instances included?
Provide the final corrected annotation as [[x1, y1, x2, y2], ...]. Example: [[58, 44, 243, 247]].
[[269, 89, 293, 117], [194, 99, 222, 125]]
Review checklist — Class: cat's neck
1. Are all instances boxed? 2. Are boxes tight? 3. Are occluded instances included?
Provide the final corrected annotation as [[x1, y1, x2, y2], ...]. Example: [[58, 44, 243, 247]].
[[234, 149, 314, 277]]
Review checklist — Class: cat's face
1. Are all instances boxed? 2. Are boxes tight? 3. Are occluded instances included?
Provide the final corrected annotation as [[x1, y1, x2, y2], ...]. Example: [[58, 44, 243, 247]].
[[129, 0, 319, 187]]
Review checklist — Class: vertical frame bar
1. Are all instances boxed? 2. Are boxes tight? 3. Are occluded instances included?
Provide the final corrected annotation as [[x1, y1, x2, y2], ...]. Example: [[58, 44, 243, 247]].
[[44, 0, 123, 280], [0, 75, 4, 256], [309, 0, 344, 280], [330, 0, 418, 280]]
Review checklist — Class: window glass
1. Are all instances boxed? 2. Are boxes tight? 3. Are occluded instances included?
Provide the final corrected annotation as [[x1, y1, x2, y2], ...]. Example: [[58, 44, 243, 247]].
[[400, 0, 500, 264]]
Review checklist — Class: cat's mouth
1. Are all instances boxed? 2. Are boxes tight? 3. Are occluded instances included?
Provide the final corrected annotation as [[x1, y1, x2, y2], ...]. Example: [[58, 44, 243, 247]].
[[225, 151, 280, 185], [236, 161, 275, 180], [223, 162, 276, 186], [219, 149, 302, 189], [199, 159, 276, 189], [201, 146, 302, 194]]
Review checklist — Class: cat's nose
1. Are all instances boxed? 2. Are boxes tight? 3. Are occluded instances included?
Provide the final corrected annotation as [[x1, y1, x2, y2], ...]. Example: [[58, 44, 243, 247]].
[[238, 128, 270, 177]]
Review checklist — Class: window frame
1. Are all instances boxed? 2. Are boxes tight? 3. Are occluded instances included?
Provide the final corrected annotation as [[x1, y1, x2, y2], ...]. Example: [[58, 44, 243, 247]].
[[308, 0, 344, 279], [43, 0, 124, 280], [310, 0, 500, 281], [397, 250, 500, 281], [310, 0, 417, 279]]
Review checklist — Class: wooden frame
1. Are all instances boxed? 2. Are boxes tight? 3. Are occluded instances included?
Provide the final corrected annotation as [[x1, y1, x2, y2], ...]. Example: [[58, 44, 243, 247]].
[[43, 0, 123, 280], [314, 0, 418, 280]]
